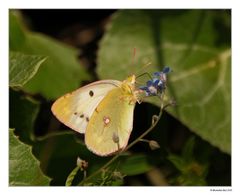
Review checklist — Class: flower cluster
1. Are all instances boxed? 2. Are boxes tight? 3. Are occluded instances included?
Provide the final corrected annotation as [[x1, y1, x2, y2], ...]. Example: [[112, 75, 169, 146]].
[[139, 67, 171, 96]]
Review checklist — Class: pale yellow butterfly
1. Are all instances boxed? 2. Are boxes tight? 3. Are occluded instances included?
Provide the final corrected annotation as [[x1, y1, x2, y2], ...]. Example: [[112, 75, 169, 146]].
[[51, 75, 141, 156]]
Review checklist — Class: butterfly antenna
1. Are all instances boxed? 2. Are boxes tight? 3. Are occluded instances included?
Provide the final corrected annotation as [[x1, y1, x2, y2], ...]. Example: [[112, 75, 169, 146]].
[[126, 47, 137, 76], [129, 47, 152, 79], [135, 61, 152, 76], [136, 72, 153, 80]]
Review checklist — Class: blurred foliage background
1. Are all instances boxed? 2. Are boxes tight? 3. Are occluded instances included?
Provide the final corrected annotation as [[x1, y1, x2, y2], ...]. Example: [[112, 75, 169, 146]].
[[9, 9, 231, 186]]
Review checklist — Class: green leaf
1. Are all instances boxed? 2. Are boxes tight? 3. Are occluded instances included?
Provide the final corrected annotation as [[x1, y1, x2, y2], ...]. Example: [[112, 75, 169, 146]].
[[182, 136, 196, 162], [32, 131, 100, 185], [9, 89, 40, 143], [98, 10, 231, 154], [168, 154, 186, 172], [65, 166, 80, 186], [9, 129, 51, 186], [23, 33, 91, 100], [9, 11, 91, 100], [119, 154, 153, 176], [9, 51, 47, 87], [9, 11, 26, 50], [168, 153, 208, 186]]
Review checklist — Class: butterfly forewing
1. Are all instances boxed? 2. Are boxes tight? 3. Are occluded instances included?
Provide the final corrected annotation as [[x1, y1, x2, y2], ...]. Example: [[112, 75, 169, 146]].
[[51, 80, 122, 133]]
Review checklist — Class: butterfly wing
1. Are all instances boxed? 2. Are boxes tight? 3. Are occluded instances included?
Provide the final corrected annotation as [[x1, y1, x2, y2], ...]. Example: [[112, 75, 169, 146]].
[[85, 87, 136, 156], [51, 80, 122, 133]]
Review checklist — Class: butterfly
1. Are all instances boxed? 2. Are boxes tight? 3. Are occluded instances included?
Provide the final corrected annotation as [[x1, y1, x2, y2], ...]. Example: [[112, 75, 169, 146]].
[[51, 75, 142, 156]]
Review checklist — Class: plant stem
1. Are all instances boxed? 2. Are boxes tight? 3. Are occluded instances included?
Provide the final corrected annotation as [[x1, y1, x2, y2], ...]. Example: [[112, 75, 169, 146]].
[[78, 150, 121, 185], [78, 99, 164, 186], [123, 103, 164, 152]]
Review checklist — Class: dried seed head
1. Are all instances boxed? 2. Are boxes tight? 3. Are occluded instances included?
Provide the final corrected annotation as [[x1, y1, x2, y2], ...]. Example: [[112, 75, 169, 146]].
[[112, 171, 125, 180], [77, 157, 88, 171], [112, 132, 119, 143], [149, 140, 160, 150]]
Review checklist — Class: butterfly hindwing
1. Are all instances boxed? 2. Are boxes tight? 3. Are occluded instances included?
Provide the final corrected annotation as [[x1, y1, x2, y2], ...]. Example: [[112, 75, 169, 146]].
[[85, 87, 136, 156], [51, 80, 122, 133]]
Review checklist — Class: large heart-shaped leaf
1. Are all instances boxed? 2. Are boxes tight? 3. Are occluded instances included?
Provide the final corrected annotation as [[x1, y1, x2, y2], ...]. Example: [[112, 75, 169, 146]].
[[98, 10, 231, 154]]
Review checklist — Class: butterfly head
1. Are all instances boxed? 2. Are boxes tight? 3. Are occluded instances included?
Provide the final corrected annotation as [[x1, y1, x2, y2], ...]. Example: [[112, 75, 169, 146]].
[[120, 75, 141, 104]]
